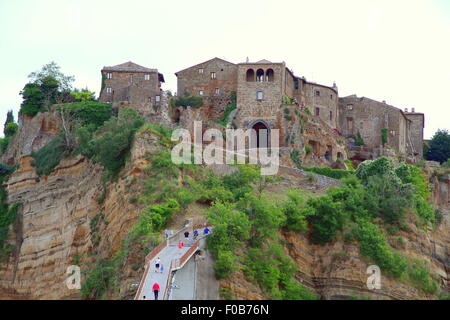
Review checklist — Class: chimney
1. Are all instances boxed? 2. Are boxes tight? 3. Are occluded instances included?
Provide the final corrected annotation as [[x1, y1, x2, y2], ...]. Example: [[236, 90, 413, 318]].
[[405, 108, 408, 112], [382, 100, 386, 104], [411, 107, 415, 113]]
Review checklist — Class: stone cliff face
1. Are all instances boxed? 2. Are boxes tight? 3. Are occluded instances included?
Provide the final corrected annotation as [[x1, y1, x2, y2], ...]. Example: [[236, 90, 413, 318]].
[[0, 119, 160, 299], [220, 172, 449, 300], [0, 111, 448, 300]]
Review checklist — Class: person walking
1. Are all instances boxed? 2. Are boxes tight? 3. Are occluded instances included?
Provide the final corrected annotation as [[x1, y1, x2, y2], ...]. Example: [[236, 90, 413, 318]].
[[152, 282, 160, 300], [155, 257, 161, 273], [184, 230, 190, 242], [193, 229, 198, 240], [203, 226, 210, 235]]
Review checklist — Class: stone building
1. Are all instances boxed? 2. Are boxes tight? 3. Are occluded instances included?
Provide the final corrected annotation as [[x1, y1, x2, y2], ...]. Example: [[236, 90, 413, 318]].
[[338, 95, 425, 159], [99, 61, 165, 109], [404, 108, 425, 157], [175, 57, 237, 97]]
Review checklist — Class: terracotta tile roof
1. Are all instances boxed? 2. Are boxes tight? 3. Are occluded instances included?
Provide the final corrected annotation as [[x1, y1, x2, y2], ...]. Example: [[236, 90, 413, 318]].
[[102, 61, 157, 73]]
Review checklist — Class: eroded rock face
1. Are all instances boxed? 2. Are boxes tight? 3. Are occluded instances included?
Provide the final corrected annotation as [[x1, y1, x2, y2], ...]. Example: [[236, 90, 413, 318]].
[[0, 128, 157, 299], [1, 112, 60, 165]]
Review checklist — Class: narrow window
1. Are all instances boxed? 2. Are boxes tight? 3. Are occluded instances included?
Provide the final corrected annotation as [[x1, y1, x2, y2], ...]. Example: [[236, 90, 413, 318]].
[[198, 68, 204, 74], [256, 90, 263, 101], [330, 94, 333, 99], [155, 95, 160, 103], [106, 87, 112, 93], [210, 72, 216, 79], [215, 88, 220, 95], [107, 73, 112, 79], [148, 97, 152, 103], [329, 111, 333, 121], [315, 90, 320, 96], [144, 74, 150, 80], [199, 90, 204, 96], [315, 107, 320, 116]]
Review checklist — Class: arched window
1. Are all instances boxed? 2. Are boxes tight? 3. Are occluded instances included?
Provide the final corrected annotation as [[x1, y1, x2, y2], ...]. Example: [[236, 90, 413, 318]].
[[251, 121, 270, 148], [265, 69, 274, 82], [256, 69, 264, 82], [246, 69, 255, 82]]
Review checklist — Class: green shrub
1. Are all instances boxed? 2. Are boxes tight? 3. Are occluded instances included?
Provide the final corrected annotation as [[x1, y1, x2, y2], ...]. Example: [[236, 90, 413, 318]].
[[31, 134, 67, 176], [58, 101, 112, 129], [381, 128, 388, 145], [307, 195, 349, 244], [78, 108, 144, 179], [344, 159, 355, 170], [4, 122, 18, 137], [173, 95, 203, 108], [0, 136, 11, 154], [305, 145, 312, 154], [81, 259, 115, 299], [206, 202, 251, 257], [281, 190, 309, 232], [302, 166, 354, 180], [217, 102, 237, 127], [214, 250, 237, 279], [290, 149, 302, 169], [355, 130, 365, 146]]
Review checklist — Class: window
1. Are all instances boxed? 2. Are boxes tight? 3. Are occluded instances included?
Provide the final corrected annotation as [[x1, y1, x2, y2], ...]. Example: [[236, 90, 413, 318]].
[[106, 73, 112, 79], [148, 97, 152, 103], [256, 69, 264, 82], [315, 107, 320, 116], [347, 104, 353, 110], [315, 90, 320, 96], [246, 69, 255, 82], [155, 95, 160, 103], [329, 111, 333, 121], [144, 74, 150, 80], [256, 90, 264, 101], [106, 87, 112, 93], [266, 69, 274, 82], [199, 90, 204, 96], [210, 72, 216, 79], [198, 68, 204, 74], [330, 94, 333, 99], [215, 88, 220, 95]]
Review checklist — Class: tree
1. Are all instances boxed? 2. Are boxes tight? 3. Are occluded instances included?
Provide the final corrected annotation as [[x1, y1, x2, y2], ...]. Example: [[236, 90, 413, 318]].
[[20, 63, 75, 116], [70, 88, 95, 102], [3, 111, 14, 135], [425, 129, 450, 163], [28, 61, 74, 92]]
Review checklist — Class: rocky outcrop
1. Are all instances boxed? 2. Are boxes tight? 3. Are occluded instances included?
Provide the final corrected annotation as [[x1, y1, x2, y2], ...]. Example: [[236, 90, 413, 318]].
[[0, 112, 60, 165]]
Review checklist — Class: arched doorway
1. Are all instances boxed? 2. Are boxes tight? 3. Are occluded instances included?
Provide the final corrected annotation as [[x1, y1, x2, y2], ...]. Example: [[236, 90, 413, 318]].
[[251, 121, 270, 148]]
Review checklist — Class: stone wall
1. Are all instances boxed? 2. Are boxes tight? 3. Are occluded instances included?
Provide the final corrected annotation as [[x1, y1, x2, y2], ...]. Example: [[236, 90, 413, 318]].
[[99, 70, 161, 106], [405, 112, 425, 157], [303, 82, 338, 129], [175, 58, 237, 97], [338, 95, 409, 154]]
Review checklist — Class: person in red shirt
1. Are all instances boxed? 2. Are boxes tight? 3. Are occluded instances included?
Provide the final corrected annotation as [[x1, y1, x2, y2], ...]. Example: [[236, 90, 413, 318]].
[[153, 282, 160, 300]]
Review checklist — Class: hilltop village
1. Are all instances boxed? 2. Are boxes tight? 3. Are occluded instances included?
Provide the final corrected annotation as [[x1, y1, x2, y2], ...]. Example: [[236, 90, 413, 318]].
[[98, 58, 425, 169]]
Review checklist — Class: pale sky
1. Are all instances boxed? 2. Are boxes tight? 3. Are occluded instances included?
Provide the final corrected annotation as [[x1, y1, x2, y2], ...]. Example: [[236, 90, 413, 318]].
[[0, 0, 449, 139]]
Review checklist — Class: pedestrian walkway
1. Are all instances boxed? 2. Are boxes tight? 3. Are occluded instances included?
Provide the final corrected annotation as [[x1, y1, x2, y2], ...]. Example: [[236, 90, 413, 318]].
[[135, 225, 212, 300]]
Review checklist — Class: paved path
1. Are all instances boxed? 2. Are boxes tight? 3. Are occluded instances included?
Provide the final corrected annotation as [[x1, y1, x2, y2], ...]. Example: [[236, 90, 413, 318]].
[[140, 244, 190, 300], [137, 228, 212, 300]]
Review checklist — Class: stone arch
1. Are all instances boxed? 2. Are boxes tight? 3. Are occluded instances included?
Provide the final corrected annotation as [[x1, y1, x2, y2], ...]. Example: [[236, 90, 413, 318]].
[[256, 69, 265, 82], [265, 68, 274, 82], [250, 119, 271, 149], [246, 69, 255, 82]]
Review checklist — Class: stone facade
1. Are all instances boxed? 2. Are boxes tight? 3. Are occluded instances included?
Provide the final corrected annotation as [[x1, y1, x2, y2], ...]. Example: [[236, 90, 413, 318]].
[[302, 81, 339, 129], [338, 95, 423, 158], [99, 61, 164, 112], [175, 57, 237, 97], [404, 110, 425, 157]]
